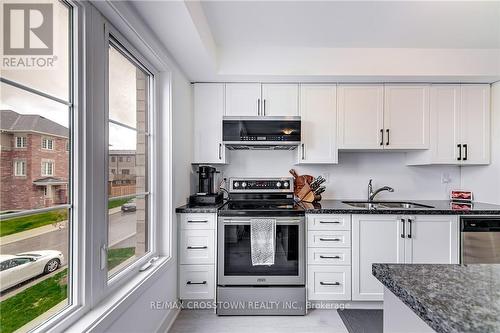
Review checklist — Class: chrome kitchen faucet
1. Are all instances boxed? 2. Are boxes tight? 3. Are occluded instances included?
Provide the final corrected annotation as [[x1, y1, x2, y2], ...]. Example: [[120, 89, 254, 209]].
[[368, 179, 394, 201]]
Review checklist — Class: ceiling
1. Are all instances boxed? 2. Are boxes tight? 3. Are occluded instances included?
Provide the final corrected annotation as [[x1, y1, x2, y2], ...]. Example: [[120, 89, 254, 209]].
[[128, 1, 500, 82], [202, 1, 500, 49]]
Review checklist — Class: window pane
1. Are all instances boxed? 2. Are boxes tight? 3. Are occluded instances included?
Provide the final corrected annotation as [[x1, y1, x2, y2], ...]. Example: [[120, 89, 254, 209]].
[[107, 43, 150, 278], [0, 0, 70, 102], [107, 195, 148, 277], [0, 2, 73, 330]]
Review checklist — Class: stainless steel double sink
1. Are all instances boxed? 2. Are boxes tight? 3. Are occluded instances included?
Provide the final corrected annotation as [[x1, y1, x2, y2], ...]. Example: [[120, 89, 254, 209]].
[[342, 201, 435, 209]]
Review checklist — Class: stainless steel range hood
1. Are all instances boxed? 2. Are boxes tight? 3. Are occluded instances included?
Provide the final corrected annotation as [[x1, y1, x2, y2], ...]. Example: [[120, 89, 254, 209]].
[[223, 116, 301, 150]]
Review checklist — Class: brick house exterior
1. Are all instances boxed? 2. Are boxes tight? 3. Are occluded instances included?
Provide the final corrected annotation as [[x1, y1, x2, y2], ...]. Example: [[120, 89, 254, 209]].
[[0, 110, 69, 211]]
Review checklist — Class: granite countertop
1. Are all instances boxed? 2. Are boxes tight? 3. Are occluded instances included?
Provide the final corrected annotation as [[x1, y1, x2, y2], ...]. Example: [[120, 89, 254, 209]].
[[175, 201, 228, 213], [303, 200, 500, 215], [373, 263, 500, 333], [176, 199, 500, 215]]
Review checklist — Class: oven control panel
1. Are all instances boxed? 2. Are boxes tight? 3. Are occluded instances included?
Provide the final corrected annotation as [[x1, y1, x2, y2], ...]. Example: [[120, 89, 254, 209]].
[[229, 178, 294, 193]]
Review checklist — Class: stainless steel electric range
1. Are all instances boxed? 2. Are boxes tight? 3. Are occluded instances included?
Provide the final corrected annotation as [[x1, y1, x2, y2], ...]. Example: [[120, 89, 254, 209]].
[[217, 177, 306, 316]]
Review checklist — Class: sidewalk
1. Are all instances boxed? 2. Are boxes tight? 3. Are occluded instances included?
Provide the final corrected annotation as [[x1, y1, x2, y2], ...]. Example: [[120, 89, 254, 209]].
[[0, 207, 122, 246]]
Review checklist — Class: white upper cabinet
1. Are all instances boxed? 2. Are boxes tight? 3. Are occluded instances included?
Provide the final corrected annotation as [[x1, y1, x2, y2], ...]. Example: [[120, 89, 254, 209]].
[[383, 85, 430, 149], [460, 84, 490, 165], [337, 85, 384, 149], [261, 84, 299, 116], [225, 83, 261, 116], [405, 216, 459, 264], [406, 84, 490, 165], [298, 84, 338, 164], [193, 83, 226, 164], [225, 83, 299, 117]]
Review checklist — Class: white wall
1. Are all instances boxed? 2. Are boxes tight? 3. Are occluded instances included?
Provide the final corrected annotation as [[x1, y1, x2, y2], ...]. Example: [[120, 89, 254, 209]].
[[461, 82, 500, 204], [220, 151, 460, 200]]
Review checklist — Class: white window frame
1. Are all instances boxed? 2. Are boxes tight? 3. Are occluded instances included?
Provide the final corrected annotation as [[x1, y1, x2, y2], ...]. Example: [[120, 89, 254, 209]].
[[42, 137, 54, 150], [14, 160, 26, 176], [41, 160, 55, 176], [101, 23, 158, 296], [15, 136, 27, 148]]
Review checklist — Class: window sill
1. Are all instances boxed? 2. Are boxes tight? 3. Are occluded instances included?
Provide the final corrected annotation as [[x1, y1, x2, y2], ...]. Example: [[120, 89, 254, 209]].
[[65, 256, 175, 332]]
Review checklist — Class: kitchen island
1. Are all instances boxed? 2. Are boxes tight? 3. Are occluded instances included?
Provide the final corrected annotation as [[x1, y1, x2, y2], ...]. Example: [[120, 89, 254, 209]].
[[372, 263, 500, 333]]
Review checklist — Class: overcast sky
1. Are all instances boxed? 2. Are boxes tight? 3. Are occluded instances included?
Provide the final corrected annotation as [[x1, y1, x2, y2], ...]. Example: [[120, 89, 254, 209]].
[[0, 0, 138, 150]]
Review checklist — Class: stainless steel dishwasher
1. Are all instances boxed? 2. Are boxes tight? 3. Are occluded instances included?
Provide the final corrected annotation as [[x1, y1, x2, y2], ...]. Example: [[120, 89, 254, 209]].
[[461, 216, 500, 264]]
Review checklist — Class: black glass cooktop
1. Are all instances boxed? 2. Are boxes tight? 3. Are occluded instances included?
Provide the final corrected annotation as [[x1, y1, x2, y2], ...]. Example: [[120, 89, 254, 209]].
[[218, 200, 305, 217]]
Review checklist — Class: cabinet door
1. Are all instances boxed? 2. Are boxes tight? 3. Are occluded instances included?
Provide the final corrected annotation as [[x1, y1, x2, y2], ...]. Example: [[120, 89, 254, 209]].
[[261, 84, 299, 116], [352, 215, 404, 301], [193, 84, 226, 164], [225, 83, 261, 116], [405, 216, 459, 264], [384, 85, 430, 149], [460, 84, 490, 165], [337, 84, 384, 149], [429, 85, 461, 163], [298, 84, 338, 164]]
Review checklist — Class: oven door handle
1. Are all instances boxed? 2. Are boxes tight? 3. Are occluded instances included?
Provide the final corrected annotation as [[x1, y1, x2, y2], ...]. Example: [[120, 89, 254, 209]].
[[320, 281, 340, 286]]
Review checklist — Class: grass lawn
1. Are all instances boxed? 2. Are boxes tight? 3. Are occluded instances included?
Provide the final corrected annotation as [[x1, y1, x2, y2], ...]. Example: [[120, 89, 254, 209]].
[[108, 247, 136, 270], [0, 197, 133, 237], [0, 269, 68, 333], [0, 247, 136, 332], [0, 210, 67, 237], [108, 197, 133, 210]]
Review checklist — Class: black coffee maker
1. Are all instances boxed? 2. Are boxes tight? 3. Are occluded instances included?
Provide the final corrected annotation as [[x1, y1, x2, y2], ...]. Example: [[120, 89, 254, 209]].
[[189, 166, 224, 206]]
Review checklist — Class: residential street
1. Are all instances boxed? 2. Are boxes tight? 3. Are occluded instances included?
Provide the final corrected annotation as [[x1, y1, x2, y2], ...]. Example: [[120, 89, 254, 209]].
[[0, 211, 137, 266]]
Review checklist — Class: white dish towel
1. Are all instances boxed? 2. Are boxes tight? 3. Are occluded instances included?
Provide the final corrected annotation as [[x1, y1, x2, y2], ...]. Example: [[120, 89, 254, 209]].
[[250, 218, 276, 266]]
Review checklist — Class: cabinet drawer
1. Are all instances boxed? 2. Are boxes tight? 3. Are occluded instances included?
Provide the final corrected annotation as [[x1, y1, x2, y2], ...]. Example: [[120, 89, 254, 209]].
[[308, 248, 351, 265], [180, 229, 215, 264], [307, 265, 351, 301], [179, 265, 215, 300], [180, 213, 215, 230], [307, 214, 351, 231], [308, 230, 351, 248]]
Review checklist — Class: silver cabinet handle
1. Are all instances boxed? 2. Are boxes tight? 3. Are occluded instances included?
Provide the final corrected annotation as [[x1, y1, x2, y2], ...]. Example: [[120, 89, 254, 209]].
[[218, 143, 222, 160], [263, 99, 266, 116], [401, 218, 406, 238], [319, 221, 340, 224], [187, 281, 207, 285], [187, 246, 208, 249], [187, 220, 208, 223], [319, 255, 341, 259], [320, 282, 340, 286], [257, 98, 261, 116], [319, 238, 341, 242], [301, 143, 305, 160]]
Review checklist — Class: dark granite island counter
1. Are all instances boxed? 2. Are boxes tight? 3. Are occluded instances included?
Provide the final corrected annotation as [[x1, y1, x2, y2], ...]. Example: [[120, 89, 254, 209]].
[[372, 263, 500, 333]]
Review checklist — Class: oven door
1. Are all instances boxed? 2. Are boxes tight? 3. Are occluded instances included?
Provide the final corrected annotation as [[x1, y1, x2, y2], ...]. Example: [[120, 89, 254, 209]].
[[218, 216, 305, 286]]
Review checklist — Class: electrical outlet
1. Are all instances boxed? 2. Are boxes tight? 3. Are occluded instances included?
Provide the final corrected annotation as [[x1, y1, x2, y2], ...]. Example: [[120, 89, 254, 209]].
[[441, 173, 452, 184], [322, 173, 330, 184]]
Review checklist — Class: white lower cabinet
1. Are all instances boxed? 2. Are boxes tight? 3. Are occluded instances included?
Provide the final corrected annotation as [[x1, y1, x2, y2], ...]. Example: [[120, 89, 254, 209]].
[[179, 265, 215, 300], [352, 214, 459, 301], [307, 266, 352, 301], [178, 213, 216, 300], [307, 214, 351, 301]]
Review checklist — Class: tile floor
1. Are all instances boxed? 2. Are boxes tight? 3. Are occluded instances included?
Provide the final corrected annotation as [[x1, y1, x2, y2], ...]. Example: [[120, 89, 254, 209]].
[[168, 309, 349, 333]]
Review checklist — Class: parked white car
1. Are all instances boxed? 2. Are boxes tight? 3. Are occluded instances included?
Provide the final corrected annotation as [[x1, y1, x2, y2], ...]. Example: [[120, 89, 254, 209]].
[[0, 250, 63, 292]]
